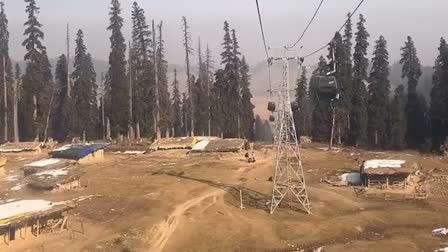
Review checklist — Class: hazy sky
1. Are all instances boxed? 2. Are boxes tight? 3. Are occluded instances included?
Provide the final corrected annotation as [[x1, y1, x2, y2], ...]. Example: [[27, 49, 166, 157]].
[[3, 0, 448, 67]]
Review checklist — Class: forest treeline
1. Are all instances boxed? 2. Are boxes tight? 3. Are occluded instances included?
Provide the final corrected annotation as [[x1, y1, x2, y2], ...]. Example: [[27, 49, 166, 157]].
[[294, 14, 448, 152], [0, 0, 270, 143]]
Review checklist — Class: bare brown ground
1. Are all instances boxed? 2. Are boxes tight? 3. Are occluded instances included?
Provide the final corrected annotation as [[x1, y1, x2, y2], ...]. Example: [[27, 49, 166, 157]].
[[0, 145, 448, 252]]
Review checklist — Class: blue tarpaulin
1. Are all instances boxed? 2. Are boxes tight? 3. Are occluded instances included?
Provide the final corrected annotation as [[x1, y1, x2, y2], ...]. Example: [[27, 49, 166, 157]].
[[50, 144, 107, 160]]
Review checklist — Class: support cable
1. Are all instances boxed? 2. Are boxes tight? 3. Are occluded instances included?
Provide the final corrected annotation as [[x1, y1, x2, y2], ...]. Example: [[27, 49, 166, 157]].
[[303, 0, 366, 58], [286, 0, 325, 50]]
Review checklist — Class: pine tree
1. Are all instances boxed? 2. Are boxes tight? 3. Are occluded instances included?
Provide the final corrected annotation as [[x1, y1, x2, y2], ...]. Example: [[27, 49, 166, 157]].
[[349, 14, 369, 146], [21, 0, 52, 141], [239, 56, 255, 140], [182, 16, 194, 136], [171, 70, 182, 137], [254, 115, 265, 141], [295, 66, 308, 138], [130, 1, 153, 137], [368, 35, 390, 148], [211, 69, 225, 136], [310, 56, 330, 141], [400, 36, 425, 147], [339, 13, 354, 142], [107, 0, 128, 136], [390, 85, 407, 149], [72, 29, 98, 139], [157, 21, 170, 136], [0, 1, 13, 141], [430, 38, 448, 150], [216, 22, 240, 138], [51, 54, 71, 141], [193, 39, 209, 135]]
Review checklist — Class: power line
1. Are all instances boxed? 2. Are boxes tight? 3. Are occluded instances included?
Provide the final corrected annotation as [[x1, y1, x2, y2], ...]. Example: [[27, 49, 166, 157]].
[[303, 0, 366, 58], [255, 0, 270, 61], [286, 0, 325, 50]]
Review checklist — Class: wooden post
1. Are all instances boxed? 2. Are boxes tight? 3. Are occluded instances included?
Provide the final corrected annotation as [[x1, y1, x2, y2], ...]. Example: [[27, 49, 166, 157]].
[[239, 189, 243, 209]]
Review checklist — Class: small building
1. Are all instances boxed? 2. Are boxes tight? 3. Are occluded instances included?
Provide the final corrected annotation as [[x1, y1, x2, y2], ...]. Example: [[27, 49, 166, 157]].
[[360, 159, 415, 189], [22, 158, 76, 176], [50, 144, 106, 164], [150, 137, 197, 151], [191, 138, 249, 153], [26, 167, 84, 191], [0, 200, 73, 246]]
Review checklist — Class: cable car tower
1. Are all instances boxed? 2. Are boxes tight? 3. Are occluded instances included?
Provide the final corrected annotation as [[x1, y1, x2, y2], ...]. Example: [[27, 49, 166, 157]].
[[268, 54, 311, 214]]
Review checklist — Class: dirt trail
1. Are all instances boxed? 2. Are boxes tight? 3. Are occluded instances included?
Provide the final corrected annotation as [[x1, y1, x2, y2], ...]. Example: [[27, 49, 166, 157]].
[[147, 189, 225, 252]]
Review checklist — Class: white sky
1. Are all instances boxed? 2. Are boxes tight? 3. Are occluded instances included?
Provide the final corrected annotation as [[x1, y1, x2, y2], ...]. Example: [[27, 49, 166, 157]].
[[3, 0, 448, 66]]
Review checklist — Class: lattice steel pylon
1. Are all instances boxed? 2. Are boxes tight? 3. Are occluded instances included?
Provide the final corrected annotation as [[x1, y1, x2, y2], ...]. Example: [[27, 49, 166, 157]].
[[270, 57, 311, 214]]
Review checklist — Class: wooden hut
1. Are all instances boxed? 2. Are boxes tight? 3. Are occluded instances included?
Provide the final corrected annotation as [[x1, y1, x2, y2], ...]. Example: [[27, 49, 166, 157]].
[[360, 159, 416, 189]]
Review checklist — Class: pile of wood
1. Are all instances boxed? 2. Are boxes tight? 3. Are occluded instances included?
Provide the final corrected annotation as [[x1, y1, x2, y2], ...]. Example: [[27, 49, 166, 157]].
[[0, 142, 42, 154]]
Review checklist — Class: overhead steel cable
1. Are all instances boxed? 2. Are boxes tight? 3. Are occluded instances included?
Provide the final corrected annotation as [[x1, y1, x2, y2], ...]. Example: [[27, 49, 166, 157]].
[[255, 0, 270, 61], [286, 0, 325, 50], [303, 0, 366, 58]]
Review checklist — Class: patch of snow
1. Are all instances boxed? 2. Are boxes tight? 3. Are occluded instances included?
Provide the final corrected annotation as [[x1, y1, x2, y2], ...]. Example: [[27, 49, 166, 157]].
[[363, 159, 406, 170], [25, 158, 61, 167], [340, 172, 362, 185], [0, 200, 55, 220], [123, 151, 146, 155], [53, 145, 72, 151], [4, 175, 22, 182], [10, 183, 26, 191], [192, 140, 210, 151], [435, 248, 448, 252], [35, 168, 68, 177], [314, 247, 323, 252], [433, 228, 448, 236]]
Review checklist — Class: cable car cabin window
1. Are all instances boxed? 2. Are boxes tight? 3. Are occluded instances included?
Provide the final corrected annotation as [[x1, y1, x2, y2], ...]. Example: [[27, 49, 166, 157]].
[[317, 76, 338, 100]]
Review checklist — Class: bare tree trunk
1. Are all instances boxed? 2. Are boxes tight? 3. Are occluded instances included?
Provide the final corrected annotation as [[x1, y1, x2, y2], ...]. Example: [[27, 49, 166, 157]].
[[128, 41, 134, 141], [182, 17, 194, 137], [106, 117, 111, 140], [152, 20, 161, 140], [33, 95, 38, 141], [375, 130, 378, 147], [43, 90, 55, 142], [3, 57, 7, 142], [135, 122, 140, 139], [329, 107, 336, 150], [13, 74, 19, 142]]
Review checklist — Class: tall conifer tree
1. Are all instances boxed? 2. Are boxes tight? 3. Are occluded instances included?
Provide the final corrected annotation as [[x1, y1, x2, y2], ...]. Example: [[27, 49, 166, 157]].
[[349, 14, 369, 146], [21, 0, 52, 141], [72, 30, 98, 139], [429, 38, 448, 149], [239, 56, 255, 140], [368, 35, 390, 148], [390, 85, 407, 149], [400, 36, 425, 147], [130, 1, 153, 136], [107, 0, 128, 136]]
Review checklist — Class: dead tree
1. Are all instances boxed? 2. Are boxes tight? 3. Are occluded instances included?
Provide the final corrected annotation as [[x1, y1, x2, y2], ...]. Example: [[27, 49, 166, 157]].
[[182, 16, 194, 137], [2, 57, 7, 142], [13, 66, 19, 142], [152, 20, 161, 139]]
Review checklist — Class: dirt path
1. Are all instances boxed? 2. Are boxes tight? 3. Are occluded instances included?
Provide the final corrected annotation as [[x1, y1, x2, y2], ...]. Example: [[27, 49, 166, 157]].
[[147, 189, 225, 252]]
